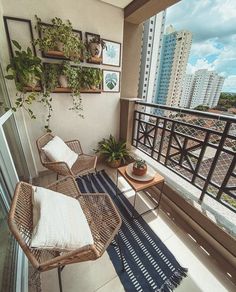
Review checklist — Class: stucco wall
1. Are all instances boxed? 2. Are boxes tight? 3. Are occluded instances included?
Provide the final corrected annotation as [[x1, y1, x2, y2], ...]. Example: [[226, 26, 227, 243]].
[[1, 0, 123, 175]]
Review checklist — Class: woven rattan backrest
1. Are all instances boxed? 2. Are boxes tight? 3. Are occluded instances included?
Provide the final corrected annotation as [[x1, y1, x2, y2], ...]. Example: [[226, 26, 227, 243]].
[[36, 133, 54, 164]]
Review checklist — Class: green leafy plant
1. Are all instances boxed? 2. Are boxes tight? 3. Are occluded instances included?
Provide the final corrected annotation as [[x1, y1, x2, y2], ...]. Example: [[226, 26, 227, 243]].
[[5, 40, 42, 91], [34, 16, 85, 62], [4, 40, 49, 121], [94, 135, 130, 163], [80, 68, 102, 89], [62, 62, 83, 117], [133, 159, 146, 169]]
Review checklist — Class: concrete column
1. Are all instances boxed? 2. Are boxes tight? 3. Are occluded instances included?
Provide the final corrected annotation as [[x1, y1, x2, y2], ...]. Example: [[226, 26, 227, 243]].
[[120, 98, 141, 148]]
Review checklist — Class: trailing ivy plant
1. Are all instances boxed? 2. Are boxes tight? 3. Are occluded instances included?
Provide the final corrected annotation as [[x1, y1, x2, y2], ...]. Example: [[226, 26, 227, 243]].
[[80, 67, 102, 89], [62, 62, 83, 117], [34, 16, 85, 62]]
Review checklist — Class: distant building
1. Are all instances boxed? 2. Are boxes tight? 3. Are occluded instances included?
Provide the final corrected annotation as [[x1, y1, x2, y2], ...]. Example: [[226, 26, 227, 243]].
[[181, 69, 225, 109], [180, 74, 195, 108], [154, 25, 192, 107], [138, 11, 166, 106], [189, 69, 211, 108]]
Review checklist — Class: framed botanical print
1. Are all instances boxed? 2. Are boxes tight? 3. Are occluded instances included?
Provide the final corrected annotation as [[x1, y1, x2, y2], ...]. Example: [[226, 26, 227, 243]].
[[103, 70, 120, 92], [102, 39, 121, 67]]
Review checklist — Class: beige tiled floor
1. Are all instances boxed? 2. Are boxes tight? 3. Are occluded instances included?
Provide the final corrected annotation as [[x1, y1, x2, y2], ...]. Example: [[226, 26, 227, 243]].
[[35, 164, 236, 292]]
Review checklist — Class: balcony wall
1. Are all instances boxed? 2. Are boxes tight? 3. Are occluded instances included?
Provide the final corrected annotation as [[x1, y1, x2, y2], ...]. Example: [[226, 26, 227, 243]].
[[0, 0, 123, 176]]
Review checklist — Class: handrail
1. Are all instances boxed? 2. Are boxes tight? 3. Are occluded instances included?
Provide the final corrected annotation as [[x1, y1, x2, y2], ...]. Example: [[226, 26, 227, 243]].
[[135, 101, 236, 123]]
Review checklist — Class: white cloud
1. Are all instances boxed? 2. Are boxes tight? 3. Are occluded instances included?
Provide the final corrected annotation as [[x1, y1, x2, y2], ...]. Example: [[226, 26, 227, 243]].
[[187, 59, 215, 74], [191, 40, 221, 58], [223, 75, 236, 92], [166, 0, 236, 91]]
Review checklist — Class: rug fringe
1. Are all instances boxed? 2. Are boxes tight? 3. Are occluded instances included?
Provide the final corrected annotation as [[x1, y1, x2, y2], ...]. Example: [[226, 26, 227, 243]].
[[156, 267, 188, 292]]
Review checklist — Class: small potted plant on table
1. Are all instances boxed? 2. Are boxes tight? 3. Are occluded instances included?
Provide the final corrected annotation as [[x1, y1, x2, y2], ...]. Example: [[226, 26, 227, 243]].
[[133, 159, 147, 176]]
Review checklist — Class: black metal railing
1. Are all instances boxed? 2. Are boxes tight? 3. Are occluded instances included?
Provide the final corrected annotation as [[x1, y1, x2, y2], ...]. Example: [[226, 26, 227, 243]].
[[132, 101, 236, 212]]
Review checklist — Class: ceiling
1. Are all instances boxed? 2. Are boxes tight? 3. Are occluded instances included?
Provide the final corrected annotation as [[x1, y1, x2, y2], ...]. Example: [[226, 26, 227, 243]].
[[99, 0, 133, 9]]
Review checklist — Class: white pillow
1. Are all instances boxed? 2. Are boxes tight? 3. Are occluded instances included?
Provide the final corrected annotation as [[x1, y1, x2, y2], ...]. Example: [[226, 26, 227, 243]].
[[42, 136, 78, 169], [31, 186, 94, 251]]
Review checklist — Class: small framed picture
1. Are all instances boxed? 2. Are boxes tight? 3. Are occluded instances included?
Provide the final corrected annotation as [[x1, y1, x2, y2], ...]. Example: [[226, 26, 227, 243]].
[[103, 70, 120, 92], [85, 32, 102, 64], [102, 39, 121, 67]]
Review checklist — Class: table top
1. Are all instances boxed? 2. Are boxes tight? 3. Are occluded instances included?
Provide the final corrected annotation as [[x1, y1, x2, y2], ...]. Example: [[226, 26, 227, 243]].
[[117, 165, 164, 192]]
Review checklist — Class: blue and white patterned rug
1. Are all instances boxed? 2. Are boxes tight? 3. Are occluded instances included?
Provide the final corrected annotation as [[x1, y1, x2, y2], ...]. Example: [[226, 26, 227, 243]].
[[77, 170, 188, 292]]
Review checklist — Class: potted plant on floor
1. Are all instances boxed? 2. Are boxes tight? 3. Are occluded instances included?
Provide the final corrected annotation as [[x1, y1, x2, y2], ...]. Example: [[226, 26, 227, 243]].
[[34, 16, 85, 62], [95, 135, 130, 168]]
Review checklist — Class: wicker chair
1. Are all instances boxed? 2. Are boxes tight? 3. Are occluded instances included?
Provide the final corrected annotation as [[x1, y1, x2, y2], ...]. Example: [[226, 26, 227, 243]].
[[8, 176, 123, 292], [36, 133, 97, 179]]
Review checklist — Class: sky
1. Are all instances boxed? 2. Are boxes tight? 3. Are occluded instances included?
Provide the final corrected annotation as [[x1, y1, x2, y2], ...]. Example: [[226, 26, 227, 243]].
[[165, 0, 236, 92]]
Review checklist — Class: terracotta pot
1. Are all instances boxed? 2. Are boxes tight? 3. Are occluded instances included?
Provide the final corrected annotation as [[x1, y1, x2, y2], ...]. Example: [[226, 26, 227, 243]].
[[133, 164, 147, 176], [59, 75, 68, 88], [89, 43, 102, 58], [108, 159, 121, 168]]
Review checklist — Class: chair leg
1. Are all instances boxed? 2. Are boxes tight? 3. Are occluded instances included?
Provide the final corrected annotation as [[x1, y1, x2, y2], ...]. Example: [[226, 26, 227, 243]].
[[57, 266, 65, 292], [116, 233, 125, 272]]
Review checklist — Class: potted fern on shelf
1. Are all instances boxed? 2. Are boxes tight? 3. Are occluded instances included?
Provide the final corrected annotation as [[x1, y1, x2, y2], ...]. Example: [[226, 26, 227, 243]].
[[95, 135, 131, 168]]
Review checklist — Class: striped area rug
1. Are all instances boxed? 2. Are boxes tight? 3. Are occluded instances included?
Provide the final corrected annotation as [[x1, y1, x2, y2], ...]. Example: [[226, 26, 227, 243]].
[[77, 170, 188, 292]]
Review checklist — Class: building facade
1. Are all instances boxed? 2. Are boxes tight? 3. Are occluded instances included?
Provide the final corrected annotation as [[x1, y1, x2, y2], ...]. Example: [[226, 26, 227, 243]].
[[138, 11, 166, 104], [154, 25, 192, 107], [180, 69, 225, 109]]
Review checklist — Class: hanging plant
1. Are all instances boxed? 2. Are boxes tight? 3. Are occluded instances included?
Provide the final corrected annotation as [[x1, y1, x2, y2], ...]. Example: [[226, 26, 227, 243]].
[[34, 16, 85, 62], [5, 40, 52, 131], [80, 67, 102, 90], [61, 62, 83, 117]]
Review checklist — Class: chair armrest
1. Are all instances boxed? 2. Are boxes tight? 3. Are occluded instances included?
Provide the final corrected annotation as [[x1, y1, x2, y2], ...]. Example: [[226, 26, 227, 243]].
[[43, 161, 72, 176], [65, 140, 83, 155], [47, 175, 82, 199]]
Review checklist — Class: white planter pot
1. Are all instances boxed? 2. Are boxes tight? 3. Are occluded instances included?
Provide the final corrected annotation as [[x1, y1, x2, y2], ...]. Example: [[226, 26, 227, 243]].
[[59, 75, 68, 88], [56, 41, 64, 52], [89, 43, 102, 58]]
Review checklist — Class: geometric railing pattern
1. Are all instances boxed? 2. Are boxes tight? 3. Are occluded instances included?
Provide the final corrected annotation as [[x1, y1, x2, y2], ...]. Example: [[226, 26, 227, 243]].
[[132, 102, 236, 213]]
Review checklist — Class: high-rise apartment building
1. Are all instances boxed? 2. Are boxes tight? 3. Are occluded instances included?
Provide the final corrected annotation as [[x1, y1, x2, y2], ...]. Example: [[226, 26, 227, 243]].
[[154, 25, 192, 107], [180, 69, 225, 109], [180, 74, 195, 108], [138, 11, 166, 104], [189, 69, 211, 108]]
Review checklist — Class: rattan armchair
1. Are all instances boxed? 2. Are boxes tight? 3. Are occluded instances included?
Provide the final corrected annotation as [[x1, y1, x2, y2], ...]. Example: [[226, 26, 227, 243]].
[[8, 176, 123, 292], [36, 133, 97, 179]]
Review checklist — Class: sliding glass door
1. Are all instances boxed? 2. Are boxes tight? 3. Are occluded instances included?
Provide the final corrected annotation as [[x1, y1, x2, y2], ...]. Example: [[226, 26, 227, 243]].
[[0, 64, 28, 291]]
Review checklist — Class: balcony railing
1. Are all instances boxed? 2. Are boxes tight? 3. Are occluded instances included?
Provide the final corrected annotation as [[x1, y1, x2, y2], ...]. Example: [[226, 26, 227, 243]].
[[132, 101, 236, 213]]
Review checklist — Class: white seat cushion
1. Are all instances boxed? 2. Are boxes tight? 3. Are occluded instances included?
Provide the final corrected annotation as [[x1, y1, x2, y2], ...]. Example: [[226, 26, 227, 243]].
[[42, 136, 78, 169], [31, 186, 94, 251]]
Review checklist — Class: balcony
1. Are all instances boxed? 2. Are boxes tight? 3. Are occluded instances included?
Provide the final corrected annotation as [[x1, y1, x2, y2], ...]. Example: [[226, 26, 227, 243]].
[[0, 0, 235, 291]]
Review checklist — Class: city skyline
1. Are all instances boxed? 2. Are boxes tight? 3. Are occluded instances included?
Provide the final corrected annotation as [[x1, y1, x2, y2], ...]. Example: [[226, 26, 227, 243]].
[[165, 0, 236, 93]]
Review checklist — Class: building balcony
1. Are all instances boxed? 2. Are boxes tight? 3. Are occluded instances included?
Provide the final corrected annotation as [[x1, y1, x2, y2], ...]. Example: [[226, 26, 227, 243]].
[[0, 0, 235, 291]]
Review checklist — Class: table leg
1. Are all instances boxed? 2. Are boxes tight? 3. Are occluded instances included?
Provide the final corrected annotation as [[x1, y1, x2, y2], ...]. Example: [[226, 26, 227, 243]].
[[116, 170, 119, 196], [132, 191, 137, 218]]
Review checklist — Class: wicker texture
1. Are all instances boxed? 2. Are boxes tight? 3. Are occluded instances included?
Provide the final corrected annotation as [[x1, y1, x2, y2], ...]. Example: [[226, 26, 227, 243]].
[[36, 133, 97, 177], [8, 176, 121, 272]]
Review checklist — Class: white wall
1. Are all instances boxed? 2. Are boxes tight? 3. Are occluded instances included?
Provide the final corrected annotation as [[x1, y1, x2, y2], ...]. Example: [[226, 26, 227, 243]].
[[1, 0, 124, 175]]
